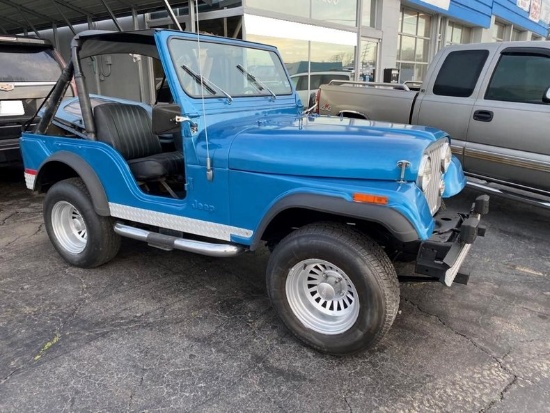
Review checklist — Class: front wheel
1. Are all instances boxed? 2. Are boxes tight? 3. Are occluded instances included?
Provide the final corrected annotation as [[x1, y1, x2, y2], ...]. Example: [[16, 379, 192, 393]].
[[44, 178, 120, 268], [266, 222, 399, 355]]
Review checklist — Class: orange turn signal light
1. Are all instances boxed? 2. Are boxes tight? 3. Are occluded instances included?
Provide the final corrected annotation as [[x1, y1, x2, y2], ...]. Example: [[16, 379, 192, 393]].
[[353, 193, 388, 205]]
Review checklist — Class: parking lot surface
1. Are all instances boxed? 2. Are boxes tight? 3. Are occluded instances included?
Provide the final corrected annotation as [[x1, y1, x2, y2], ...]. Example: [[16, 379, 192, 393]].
[[1, 165, 549, 412]]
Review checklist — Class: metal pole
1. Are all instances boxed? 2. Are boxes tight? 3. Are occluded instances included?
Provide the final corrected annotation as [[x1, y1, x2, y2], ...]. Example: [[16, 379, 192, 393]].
[[189, 0, 196, 33], [99, 0, 123, 31], [18, 9, 40, 37], [52, 23, 59, 49], [133, 7, 146, 103], [354, 0, 363, 81], [162, 0, 183, 31], [52, 0, 76, 35]]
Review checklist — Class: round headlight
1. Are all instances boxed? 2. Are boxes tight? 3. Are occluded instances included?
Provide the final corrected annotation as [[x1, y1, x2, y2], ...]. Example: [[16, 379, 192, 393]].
[[417, 155, 432, 192], [441, 142, 452, 172]]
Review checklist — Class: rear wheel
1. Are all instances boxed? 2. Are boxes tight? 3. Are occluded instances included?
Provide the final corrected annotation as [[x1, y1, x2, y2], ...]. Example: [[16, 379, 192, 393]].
[[44, 178, 120, 268], [266, 222, 399, 355]]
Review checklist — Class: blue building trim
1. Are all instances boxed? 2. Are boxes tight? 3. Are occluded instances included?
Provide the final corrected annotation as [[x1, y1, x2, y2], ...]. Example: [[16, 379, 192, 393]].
[[405, 0, 549, 36], [405, 0, 492, 27], [493, 0, 548, 37]]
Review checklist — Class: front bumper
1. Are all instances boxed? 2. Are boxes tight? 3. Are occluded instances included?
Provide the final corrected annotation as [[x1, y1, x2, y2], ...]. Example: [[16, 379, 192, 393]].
[[415, 194, 489, 286]]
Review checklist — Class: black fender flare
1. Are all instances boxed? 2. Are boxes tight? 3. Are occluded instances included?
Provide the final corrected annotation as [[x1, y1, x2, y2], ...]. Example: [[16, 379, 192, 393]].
[[250, 193, 419, 250], [37, 151, 110, 216]]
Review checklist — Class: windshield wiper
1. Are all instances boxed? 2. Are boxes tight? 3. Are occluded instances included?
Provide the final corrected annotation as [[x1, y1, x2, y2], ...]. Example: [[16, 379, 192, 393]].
[[180, 65, 233, 104], [236, 64, 276, 100]]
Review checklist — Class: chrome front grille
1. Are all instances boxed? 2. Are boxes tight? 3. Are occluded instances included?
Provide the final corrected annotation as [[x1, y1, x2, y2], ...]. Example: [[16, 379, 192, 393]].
[[425, 140, 445, 215]]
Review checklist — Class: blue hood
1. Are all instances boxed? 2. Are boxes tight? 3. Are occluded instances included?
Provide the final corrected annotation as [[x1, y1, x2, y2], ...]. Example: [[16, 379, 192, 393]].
[[226, 115, 448, 182]]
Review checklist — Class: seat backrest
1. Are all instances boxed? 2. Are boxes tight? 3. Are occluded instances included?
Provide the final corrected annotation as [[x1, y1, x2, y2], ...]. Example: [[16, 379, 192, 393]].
[[94, 103, 162, 160]]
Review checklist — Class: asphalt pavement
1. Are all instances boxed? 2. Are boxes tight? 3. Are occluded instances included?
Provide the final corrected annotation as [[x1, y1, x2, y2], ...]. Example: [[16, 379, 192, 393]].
[[1, 165, 549, 412]]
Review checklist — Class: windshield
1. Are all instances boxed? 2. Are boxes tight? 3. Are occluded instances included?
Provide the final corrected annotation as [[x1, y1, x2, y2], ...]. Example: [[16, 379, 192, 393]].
[[168, 38, 292, 98], [0, 46, 62, 82]]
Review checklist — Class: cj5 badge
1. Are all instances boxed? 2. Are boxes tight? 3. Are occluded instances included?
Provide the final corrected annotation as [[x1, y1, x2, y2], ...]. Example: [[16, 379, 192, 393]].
[[0, 83, 15, 92]]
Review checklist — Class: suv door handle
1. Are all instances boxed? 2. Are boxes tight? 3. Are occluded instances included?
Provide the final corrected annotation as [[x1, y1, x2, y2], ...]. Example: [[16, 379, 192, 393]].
[[473, 110, 493, 122]]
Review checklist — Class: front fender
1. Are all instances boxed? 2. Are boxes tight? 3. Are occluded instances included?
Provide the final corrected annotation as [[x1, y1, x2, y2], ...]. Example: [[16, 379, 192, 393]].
[[443, 156, 467, 198], [250, 192, 419, 250]]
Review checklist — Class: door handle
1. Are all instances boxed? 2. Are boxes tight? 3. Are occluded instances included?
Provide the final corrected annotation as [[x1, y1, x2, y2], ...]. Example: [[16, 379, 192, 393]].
[[473, 110, 493, 122]]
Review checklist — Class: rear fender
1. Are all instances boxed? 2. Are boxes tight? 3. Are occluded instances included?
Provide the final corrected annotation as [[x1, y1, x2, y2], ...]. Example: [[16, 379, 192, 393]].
[[36, 151, 110, 216]]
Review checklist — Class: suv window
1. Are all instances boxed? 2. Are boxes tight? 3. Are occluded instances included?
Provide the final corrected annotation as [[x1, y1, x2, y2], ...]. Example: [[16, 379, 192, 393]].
[[433, 50, 489, 97], [294, 74, 349, 91], [0, 46, 61, 82], [485, 52, 550, 104]]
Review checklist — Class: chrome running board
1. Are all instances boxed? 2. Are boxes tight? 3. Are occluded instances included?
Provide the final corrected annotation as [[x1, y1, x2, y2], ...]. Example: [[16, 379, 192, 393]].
[[114, 223, 245, 257]]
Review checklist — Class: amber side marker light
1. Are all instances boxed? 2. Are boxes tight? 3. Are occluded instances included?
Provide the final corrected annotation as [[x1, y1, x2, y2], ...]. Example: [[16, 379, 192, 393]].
[[352, 193, 388, 205]]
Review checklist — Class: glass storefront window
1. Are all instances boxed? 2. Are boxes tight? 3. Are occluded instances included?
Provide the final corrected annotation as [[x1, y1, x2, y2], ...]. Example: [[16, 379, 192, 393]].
[[417, 13, 431, 37], [310, 41, 355, 72], [401, 9, 418, 35], [246, 0, 358, 27], [246, 34, 309, 75], [493, 22, 506, 42], [359, 38, 378, 81], [361, 0, 375, 28], [150, 0, 242, 19], [440, 20, 471, 48], [396, 7, 432, 82], [415, 38, 429, 62], [311, 0, 357, 27], [399, 36, 415, 61], [511, 29, 522, 41], [245, 0, 309, 19], [246, 35, 354, 76]]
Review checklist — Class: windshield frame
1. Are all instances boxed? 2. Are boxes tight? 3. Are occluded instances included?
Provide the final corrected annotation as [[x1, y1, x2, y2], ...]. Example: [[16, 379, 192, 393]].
[[167, 36, 292, 99]]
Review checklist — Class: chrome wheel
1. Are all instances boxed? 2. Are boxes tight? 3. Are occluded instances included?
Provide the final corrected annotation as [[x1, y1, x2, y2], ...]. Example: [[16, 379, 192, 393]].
[[51, 200, 87, 254], [286, 259, 360, 335]]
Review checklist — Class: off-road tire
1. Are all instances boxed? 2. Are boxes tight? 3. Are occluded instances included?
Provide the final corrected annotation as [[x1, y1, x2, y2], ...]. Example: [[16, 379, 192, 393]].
[[44, 177, 120, 268], [266, 222, 400, 355]]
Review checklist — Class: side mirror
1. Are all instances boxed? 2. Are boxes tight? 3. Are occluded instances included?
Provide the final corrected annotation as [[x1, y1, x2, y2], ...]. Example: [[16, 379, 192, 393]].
[[544, 86, 550, 104], [152, 104, 181, 135]]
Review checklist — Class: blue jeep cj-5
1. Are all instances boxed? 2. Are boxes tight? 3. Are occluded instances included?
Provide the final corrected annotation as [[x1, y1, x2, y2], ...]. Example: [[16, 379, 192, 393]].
[[19, 29, 488, 355]]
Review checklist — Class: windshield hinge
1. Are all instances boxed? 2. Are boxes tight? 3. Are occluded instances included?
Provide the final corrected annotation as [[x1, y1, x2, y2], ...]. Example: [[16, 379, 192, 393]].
[[175, 116, 198, 134]]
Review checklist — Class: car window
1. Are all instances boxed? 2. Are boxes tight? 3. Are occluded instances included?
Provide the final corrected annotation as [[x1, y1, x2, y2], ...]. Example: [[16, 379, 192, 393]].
[[433, 50, 489, 97], [321, 74, 349, 85], [0, 46, 61, 82], [296, 76, 308, 91], [485, 52, 550, 104], [310, 75, 323, 90]]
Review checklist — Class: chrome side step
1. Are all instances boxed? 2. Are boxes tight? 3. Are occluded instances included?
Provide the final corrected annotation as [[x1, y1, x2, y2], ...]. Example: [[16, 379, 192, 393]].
[[466, 179, 550, 210], [114, 223, 245, 257]]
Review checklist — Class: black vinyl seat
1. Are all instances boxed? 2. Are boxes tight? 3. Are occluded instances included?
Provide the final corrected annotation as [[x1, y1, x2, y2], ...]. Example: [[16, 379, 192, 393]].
[[94, 103, 183, 182]]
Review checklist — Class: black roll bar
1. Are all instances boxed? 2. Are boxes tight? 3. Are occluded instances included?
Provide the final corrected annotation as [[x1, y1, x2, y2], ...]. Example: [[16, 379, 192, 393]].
[[71, 37, 96, 139], [35, 60, 74, 135]]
